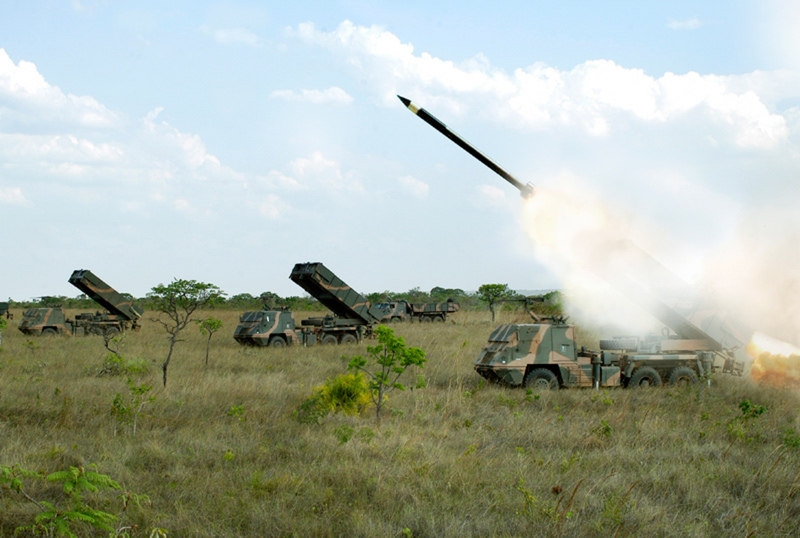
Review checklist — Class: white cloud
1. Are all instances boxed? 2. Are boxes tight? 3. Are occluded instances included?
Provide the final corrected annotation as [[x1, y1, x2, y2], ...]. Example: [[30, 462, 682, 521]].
[[0, 186, 27, 205], [270, 86, 353, 105], [0, 48, 251, 224], [290, 21, 788, 149], [0, 48, 117, 130], [667, 18, 702, 30], [143, 107, 223, 171], [200, 26, 262, 47], [398, 175, 429, 198]]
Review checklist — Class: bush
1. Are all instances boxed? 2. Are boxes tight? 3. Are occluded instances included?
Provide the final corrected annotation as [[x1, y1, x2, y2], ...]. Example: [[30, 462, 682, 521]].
[[296, 372, 371, 424]]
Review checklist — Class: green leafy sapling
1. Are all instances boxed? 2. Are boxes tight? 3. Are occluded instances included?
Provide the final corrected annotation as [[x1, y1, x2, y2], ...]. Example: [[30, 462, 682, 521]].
[[111, 378, 156, 436], [197, 317, 223, 367], [147, 279, 225, 386], [348, 325, 426, 419]]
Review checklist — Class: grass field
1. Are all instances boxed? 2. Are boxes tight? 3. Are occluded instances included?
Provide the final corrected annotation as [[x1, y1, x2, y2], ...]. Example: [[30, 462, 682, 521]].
[[1, 308, 800, 536]]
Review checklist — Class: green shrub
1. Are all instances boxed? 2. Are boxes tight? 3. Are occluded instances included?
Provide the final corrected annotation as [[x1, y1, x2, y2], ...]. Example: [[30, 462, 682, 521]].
[[296, 372, 371, 423]]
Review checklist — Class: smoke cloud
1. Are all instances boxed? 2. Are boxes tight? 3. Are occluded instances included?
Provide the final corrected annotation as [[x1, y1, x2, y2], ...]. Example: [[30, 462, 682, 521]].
[[520, 177, 800, 350]]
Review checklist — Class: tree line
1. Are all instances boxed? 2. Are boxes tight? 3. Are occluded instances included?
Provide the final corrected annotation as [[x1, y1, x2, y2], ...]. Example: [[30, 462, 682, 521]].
[[5, 284, 561, 315]]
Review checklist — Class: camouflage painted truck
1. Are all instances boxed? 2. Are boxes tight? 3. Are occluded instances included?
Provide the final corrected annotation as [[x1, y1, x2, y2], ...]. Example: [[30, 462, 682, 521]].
[[0, 301, 10, 319], [18, 269, 142, 336], [376, 299, 460, 323], [234, 262, 383, 347], [475, 301, 746, 390]]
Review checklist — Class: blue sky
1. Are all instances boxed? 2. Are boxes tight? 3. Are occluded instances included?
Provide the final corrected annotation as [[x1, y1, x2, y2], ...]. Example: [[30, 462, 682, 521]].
[[1, 1, 799, 339]]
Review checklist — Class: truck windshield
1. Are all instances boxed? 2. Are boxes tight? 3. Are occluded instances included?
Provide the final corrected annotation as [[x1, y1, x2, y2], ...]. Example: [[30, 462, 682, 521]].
[[239, 312, 264, 322]]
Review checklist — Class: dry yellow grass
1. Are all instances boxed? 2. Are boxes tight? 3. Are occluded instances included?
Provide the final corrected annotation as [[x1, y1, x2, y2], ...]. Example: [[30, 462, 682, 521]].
[[2, 308, 800, 536]]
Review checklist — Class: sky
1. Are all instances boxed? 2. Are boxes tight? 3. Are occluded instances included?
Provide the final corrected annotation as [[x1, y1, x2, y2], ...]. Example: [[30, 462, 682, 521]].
[[1, 1, 800, 331]]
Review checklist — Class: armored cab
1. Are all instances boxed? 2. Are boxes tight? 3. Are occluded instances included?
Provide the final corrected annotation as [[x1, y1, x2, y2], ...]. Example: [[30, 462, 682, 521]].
[[18, 308, 72, 336], [475, 322, 619, 389], [233, 310, 317, 347], [376, 301, 411, 322]]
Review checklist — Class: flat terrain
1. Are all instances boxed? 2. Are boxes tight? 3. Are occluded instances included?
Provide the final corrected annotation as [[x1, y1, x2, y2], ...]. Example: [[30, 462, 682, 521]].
[[1, 309, 799, 536]]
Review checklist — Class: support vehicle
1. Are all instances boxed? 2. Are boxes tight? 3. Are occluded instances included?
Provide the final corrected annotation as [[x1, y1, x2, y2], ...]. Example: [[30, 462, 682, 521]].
[[376, 299, 459, 323]]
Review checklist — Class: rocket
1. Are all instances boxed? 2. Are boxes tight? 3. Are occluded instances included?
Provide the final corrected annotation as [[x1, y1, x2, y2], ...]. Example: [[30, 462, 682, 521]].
[[397, 95, 534, 198]]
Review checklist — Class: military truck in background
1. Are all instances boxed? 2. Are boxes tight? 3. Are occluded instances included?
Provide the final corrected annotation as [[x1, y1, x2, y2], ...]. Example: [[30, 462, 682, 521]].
[[376, 299, 460, 323], [234, 262, 382, 347], [18, 270, 143, 336], [0, 301, 10, 319]]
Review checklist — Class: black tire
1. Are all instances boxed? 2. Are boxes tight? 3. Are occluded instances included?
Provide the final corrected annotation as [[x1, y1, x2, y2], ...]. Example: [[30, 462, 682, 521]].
[[321, 334, 338, 345], [599, 337, 638, 351], [434, 315, 445, 322], [269, 337, 287, 348], [668, 366, 698, 386], [104, 327, 121, 337], [523, 368, 559, 390], [340, 334, 357, 345], [420, 316, 432, 323], [629, 366, 662, 388], [41, 328, 57, 336]]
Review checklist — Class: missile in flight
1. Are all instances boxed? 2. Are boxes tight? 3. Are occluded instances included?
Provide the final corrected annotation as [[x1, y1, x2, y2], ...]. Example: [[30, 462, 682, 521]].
[[397, 95, 534, 198]]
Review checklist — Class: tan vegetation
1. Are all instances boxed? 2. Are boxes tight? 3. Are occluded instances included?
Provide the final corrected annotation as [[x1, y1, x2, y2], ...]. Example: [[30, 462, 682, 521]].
[[2, 308, 800, 536]]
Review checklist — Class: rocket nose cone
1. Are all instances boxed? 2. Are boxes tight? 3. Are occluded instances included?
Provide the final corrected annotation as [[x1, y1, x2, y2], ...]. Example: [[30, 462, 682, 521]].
[[397, 95, 411, 107]]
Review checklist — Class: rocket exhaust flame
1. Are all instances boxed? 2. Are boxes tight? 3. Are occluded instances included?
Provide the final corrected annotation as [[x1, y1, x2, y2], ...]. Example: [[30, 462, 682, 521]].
[[747, 332, 800, 387]]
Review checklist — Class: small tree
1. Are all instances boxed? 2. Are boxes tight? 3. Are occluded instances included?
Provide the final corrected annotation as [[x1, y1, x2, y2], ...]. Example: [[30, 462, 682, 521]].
[[148, 279, 225, 386], [348, 325, 426, 420], [478, 283, 515, 322], [197, 317, 223, 367]]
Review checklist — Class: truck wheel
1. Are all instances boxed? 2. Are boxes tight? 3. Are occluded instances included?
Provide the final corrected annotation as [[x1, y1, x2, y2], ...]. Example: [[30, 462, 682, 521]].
[[321, 334, 338, 345], [269, 337, 286, 348], [668, 366, 698, 386], [524, 368, 559, 390], [104, 327, 120, 337], [41, 328, 57, 336], [629, 367, 662, 388], [421, 316, 432, 323], [434, 315, 444, 322], [340, 334, 357, 345]]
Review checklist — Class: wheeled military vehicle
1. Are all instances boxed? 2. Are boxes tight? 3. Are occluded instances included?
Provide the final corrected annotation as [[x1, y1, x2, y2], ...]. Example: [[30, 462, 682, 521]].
[[18, 270, 142, 336], [234, 262, 381, 347], [376, 299, 459, 323], [475, 319, 743, 389]]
